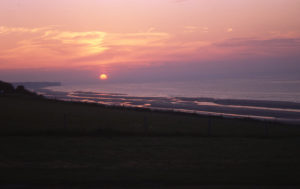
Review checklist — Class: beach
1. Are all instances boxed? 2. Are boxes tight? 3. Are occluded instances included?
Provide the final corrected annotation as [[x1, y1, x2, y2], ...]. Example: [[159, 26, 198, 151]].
[[23, 80, 300, 124]]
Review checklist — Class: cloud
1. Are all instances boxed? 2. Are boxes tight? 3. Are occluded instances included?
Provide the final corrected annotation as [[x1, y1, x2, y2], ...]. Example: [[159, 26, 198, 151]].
[[183, 26, 209, 33], [0, 26, 171, 69], [227, 28, 233, 32], [105, 32, 169, 47], [215, 37, 300, 48], [202, 27, 209, 33], [42, 30, 108, 55], [268, 31, 300, 38], [0, 26, 110, 69], [0, 26, 50, 35], [2, 25, 299, 81], [210, 37, 300, 62], [184, 26, 198, 33]]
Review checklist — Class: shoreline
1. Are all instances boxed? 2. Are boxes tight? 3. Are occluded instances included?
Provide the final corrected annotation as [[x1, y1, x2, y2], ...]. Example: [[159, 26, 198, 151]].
[[33, 87, 300, 125]]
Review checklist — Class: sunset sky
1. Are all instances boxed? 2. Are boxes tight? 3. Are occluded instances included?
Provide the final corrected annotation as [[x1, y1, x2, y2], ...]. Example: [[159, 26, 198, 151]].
[[1, 0, 300, 83]]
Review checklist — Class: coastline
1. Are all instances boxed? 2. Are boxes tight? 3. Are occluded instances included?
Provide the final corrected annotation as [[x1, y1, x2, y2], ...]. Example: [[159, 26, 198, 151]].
[[31, 86, 300, 125]]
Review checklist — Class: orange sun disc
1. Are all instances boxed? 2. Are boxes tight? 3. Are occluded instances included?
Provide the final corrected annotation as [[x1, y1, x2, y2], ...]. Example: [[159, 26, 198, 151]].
[[99, 74, 108, 80]]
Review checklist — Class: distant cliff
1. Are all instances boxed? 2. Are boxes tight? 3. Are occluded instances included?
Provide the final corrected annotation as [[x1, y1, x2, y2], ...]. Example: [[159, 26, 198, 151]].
[[12, 82, 61, 89]]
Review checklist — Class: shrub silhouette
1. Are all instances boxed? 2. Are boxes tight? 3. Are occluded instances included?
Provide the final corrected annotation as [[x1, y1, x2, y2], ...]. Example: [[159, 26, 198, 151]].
[[16, 85, 32, 95], [0, 80, 41, 97], [0, 80, 15, 94]]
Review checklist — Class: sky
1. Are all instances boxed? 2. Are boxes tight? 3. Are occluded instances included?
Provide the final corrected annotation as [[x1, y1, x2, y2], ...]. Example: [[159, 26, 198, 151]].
[[0, 0, 300, 83]]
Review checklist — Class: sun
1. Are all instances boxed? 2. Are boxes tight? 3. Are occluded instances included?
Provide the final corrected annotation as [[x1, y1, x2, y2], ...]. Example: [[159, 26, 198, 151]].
[[99, 74, 108, 80]]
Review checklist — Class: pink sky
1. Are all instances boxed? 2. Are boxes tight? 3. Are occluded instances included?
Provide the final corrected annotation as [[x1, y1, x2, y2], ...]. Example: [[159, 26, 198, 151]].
[[0, 0, 300, 82]]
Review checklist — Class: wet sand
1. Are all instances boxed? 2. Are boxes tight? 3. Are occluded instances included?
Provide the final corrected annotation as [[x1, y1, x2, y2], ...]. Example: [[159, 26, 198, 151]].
[[37, 89, 300, 124]]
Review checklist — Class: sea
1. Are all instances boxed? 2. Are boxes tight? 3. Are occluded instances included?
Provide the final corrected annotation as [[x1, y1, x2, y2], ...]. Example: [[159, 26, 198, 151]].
[[34, 78, 300, 124]]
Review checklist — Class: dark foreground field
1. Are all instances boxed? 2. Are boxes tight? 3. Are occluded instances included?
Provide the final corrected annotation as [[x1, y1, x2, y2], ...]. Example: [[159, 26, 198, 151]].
[[1, 96, 300, 188]]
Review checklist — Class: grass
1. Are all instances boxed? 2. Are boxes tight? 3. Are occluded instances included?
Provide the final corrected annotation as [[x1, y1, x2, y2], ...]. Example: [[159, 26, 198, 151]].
[[1, 95, 300, 188], [1, 137, 300, 186]]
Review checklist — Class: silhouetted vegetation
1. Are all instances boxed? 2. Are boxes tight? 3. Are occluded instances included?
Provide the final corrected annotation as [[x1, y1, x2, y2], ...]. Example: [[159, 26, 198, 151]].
[[0, 80, 42, 98], [0, 80, 15, 94]]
